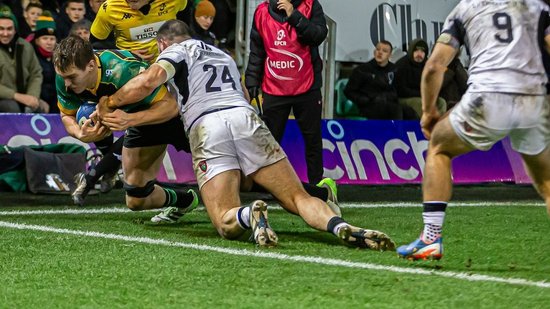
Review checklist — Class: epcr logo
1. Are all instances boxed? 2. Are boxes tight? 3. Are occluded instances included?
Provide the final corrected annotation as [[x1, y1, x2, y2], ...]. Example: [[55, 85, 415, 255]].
[[276, 30, 285, 41]]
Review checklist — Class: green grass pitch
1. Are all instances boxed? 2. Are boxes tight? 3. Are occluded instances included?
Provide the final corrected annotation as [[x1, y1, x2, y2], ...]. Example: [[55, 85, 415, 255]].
[[0, 184, 549, 308]]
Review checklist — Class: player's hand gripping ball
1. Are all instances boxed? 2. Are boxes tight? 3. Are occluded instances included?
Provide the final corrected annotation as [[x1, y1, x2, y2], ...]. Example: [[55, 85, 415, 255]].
[[76, 102, 97, 127]]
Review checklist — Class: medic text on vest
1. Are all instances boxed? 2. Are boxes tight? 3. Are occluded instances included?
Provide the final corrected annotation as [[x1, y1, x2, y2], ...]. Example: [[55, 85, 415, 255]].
[[268, 60, 296, 69]]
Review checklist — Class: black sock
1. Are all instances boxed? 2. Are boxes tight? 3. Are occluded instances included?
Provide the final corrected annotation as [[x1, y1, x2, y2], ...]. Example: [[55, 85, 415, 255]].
[[163, 187, 194, 207], [86, 153, 121, 184], [303, 182, 328, 201], [326, 216, 345, 235], [86, 137, 123, 186]]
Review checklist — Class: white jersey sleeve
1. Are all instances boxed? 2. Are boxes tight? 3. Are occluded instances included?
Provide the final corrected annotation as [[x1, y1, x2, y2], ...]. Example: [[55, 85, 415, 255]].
[[440, 0, 550, 94], [156, 39, 253, 131]]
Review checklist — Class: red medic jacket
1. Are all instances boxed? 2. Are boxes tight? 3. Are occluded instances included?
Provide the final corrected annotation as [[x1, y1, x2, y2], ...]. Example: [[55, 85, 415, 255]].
[[245, 0, 328, 96]]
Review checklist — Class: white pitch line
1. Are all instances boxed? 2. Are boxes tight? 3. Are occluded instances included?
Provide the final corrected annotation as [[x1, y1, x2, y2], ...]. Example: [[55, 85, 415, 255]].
[[344, 201, 545, 208], [0, 220, 548, 289], [0, 201, 544, 217], [0, 208, 156, 216]]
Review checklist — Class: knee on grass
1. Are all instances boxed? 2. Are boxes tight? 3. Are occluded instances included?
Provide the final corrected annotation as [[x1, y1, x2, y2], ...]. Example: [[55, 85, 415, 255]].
[[216, 216, 246, 240]]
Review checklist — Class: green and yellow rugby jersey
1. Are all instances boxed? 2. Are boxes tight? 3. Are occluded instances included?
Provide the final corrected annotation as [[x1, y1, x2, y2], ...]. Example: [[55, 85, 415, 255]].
[[91, 0, 187, 61], [56, 49, 167, 116]]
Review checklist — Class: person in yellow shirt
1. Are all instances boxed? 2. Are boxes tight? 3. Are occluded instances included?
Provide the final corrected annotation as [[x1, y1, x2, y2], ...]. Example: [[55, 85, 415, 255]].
[[90, 0, 187, 62]]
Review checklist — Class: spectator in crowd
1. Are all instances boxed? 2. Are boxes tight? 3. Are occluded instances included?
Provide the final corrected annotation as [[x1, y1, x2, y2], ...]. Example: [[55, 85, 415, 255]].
[[395, 38, 446, 117], [190, 0, 217, 46], [84, 0, 105, 22], [19, 1, 42, 39], [90, 0, 187, 63], [70, 18, 91, 41], [29, 12, 58, 113], [439, 53, 468, 109], [56, 0, 86, 40], [245, 0, 328, 184], [344, 40, 418, 120], [0, 6, 48, 113]]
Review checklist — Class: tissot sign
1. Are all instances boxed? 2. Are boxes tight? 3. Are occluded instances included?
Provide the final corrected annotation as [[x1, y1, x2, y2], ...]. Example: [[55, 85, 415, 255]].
[[321, 0, 460, 62]]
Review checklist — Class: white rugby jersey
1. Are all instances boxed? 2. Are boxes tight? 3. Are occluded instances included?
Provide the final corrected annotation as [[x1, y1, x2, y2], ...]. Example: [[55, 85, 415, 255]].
[[441, 0, 550, 94], [156, 39, 254, 131]]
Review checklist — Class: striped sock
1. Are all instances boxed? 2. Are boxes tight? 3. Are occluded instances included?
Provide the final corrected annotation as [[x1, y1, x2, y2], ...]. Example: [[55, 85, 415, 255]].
[[421, 201, 447, 243], [236, 206, 251, 229], [162, 188, 178, 207]]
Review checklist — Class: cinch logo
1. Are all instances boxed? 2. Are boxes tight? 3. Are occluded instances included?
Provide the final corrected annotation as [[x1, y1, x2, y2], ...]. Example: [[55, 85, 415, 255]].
[[274, 29, 287, 46], [266, 48, 303, 81]]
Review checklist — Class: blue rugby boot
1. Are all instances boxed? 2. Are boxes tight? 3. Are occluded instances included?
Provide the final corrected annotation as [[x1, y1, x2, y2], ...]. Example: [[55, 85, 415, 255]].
[[397, 236, 443, 260]]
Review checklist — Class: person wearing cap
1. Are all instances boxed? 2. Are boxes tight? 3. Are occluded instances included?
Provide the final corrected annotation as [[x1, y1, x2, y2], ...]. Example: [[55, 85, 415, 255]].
[[30, 12, 57, 113], [395, 38, 446, 117], [0, 5, 47, 113], [191, 0, 217, 46]]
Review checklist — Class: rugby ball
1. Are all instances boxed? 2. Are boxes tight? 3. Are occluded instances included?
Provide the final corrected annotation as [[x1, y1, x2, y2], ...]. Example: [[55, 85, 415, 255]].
[[76, 102, 97, 127]]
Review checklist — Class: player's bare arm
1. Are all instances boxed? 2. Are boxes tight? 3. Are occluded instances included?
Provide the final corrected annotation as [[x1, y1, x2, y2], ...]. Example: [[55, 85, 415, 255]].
[[545, 33, 550, 54], [420, 39, 457, 139], [99, 92, 178, 131]]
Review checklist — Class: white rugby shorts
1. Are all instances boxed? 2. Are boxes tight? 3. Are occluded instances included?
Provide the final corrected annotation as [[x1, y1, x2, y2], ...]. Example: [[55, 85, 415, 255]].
[[188, 107, 287, 189], [449, 91, 550, 155]]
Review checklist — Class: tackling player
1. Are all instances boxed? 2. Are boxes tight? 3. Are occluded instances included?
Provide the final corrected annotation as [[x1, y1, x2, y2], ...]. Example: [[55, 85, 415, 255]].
[[98, 20, 395, 250]]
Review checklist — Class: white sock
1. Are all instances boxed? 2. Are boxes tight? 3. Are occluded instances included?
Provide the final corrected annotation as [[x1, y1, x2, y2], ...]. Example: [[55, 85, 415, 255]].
[[333, 223, 348, 236], [422, 211, 445, 243], [236, 206, 251, 229]]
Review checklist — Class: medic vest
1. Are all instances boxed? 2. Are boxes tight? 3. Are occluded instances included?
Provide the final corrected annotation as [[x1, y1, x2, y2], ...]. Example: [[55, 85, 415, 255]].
[[254, 0, 314, 96]]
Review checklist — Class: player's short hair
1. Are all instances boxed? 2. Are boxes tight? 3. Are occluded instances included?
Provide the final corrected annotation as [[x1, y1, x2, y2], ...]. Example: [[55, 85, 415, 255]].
[[53, 35, 94, 72], [157, 19, 191, 42]]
